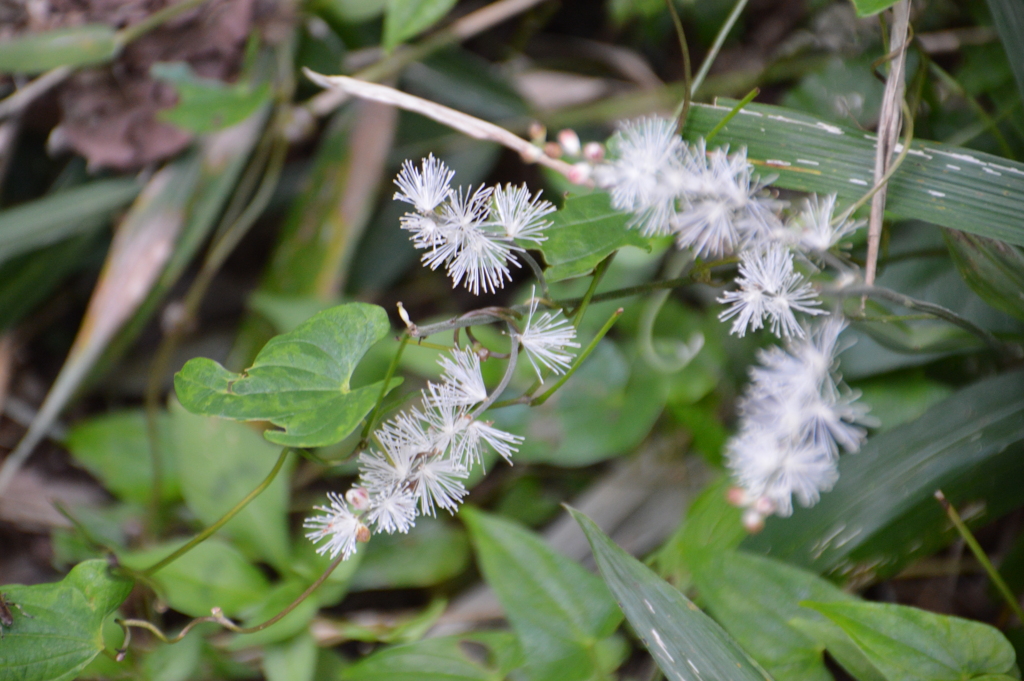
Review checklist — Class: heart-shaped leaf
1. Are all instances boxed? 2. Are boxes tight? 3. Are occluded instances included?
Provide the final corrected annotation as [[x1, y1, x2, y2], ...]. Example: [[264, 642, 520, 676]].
[[174, 302, 396, 447], [1, 560, 133, 681]]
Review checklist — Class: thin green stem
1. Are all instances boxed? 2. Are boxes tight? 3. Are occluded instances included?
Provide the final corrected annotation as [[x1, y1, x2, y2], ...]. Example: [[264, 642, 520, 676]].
[[826, 284, 1011, 358], [925, 59, 1015, 160], [361, 335, 409, 440], [704, 87, 759, 144], [935, 490, 1024, 623], [520, 250, 550, 301], [531, 308, 623, 407], [691, 0, 749, 95], [116, 0, 211, 45], [473, 335, 519, 417], [571, 254, 614, 327], [117, 552, 346, 657], [638, 251, 699, 372], [142, 449, 291, 576], [665, 0, 692, 127]]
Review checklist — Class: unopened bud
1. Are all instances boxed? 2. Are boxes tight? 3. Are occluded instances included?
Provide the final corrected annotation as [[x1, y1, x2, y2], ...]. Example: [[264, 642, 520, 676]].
[[557, 129, 581, 157], [528, 121, 547, 143], [396, 301, 413, 329], [752, 495, 776, 516], [583, 141, 605, 162], [356, 523, 371, 543], [346, 486, 370, 510], [568, 162, 592, 184], [742, 509, 766, 533], [725, 486, 749, 507], [543, 141, 563, 159]]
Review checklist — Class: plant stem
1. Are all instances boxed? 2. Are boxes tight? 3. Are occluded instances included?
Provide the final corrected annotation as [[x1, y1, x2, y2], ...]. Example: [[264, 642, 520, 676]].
[[519, 250, 550, 300], [935, 490, 1024, 623], [142, 449, 291, 576], [571, 254, 614, 327], [472, 335, 519, 417], [826, 283, 1013, 359], [116, 0, 211, 45], [360, 335, 409, 441], [665, 0, 692, 127], [531, 308, 623, 407], [704, 87, 759, 144], [691, 0, 749, 94]]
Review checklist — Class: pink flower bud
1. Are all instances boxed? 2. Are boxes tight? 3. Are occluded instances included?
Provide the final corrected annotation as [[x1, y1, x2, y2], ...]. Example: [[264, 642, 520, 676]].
[[742, 509, 766, 533], [725, 486, 749, 507], [583, 142, 605, 162], [528, 121, 547, 143], [346, 487, 370, 511], [557, 129, 581, 157], [356, 523, 371, 543], [568, 162, 591, 184]]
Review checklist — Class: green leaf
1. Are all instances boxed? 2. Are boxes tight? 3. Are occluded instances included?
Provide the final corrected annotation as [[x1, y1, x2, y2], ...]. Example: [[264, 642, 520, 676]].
[[120, 538, 270, 618], [228, 579, 320, 650], [382, 0, 458, 51], [263, 632, 318, 681], [350, 517, 470, 591], [944, 230, 1024, 322], [540, 193, 651, 282], [174, 302, 395, 448], [682, 101, 1024, 247], [0, 24, 119, 73], [850, 0, 899, 16], [65, 410, 179, 504], [570, 508, 774, 681], [169, 402, 292, 570], [340, 631, 524, 681], [462, 507, 622, 681], [691, 551, 857, 681], [985, 0, 1024, 104], [0, 560, 133, 681], [152, 62, 272, 134], [804, 601, 1016, 681], [141, 631, 203, 681], [0, 179, 139, 266], [745, 370, 1024, 581], [852, 372, 954, 433]]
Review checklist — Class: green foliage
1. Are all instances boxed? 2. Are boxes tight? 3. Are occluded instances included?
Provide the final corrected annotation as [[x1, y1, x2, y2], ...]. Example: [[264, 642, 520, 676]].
[[339, 631, 524, 681], [539, 193, 651, 282], [382, 0, 458, 51], [462, 507, 623, 681], [944, 230, 1024, 322], [805, 601, 1017, 681], [0, 24, 118, 73], [0, 560, 133, 681], [152, 62, 272, 134], [746, 370, 1024, 580], [350, 517, 470, 591], [850, 0, 900, 17], [571, 508, 773, 681], [682, 101, 1024, 247], [174, 302, 397, 447], [169, 403, 292, 569], [64, 409, 179, 504], [121, 538, 270, 618]]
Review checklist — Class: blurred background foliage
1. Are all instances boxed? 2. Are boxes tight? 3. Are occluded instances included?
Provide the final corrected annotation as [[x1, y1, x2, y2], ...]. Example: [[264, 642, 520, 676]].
[[1, 0, 1024, 679]]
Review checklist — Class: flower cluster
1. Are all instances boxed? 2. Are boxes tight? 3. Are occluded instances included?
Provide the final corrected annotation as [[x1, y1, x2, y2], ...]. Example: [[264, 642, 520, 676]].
[[395, 155, 555, 295], [726, 316, 871, 526], [304, 347, 524, 560], [593, 118, 779, 258]]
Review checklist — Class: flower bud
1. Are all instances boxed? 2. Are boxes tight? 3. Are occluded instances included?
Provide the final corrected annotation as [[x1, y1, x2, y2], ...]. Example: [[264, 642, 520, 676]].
[[725, 486, 749, 507], [528, 121, 547, 143], [346, 486, 371, 510], [568, 162, 591, 184], [543, 141, 563, 159], [583, 141, 605, 162], [742, 508, 766, 533], [753, 495, 777, 516], [356, 523, 371, 543], [557, 129, 581, 157]]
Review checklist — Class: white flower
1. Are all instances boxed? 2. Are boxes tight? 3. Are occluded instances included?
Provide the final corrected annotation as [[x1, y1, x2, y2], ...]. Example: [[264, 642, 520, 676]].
[[491, 183, 554, 244], [359, 447, 468, 517], [394, 154, 454, 213], [447, 225, 518, 295], [366, 486, 417, 534], [420, 386, 472, 455], [596, 117, 688, 236], [516, 293, 580, 382], [457, 419, 524, 468], [726, 316, 871, 519], [436, 348, 488, 406], [791, 194, 864, 252], [400, 212, 446, 250], [718, 243, 824, 338], [303, 492, 366, 560]]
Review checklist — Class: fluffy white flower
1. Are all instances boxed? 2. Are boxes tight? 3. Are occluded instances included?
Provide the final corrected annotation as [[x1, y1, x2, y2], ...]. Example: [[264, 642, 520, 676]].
[[303, 492, 367, 560], [790, 194, 864, 252], [516, 293, 580, 382], [359, 447, 467, 517], [436, 348, 488, 406], [491, 183, 554, 243], [457, 419, 524, 468], [394, 154, 454, 213], [366, 486, 417, 534], [718, 243, 824, 338], [447, 225, 518, 295], [726, 316, 870, 519]]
